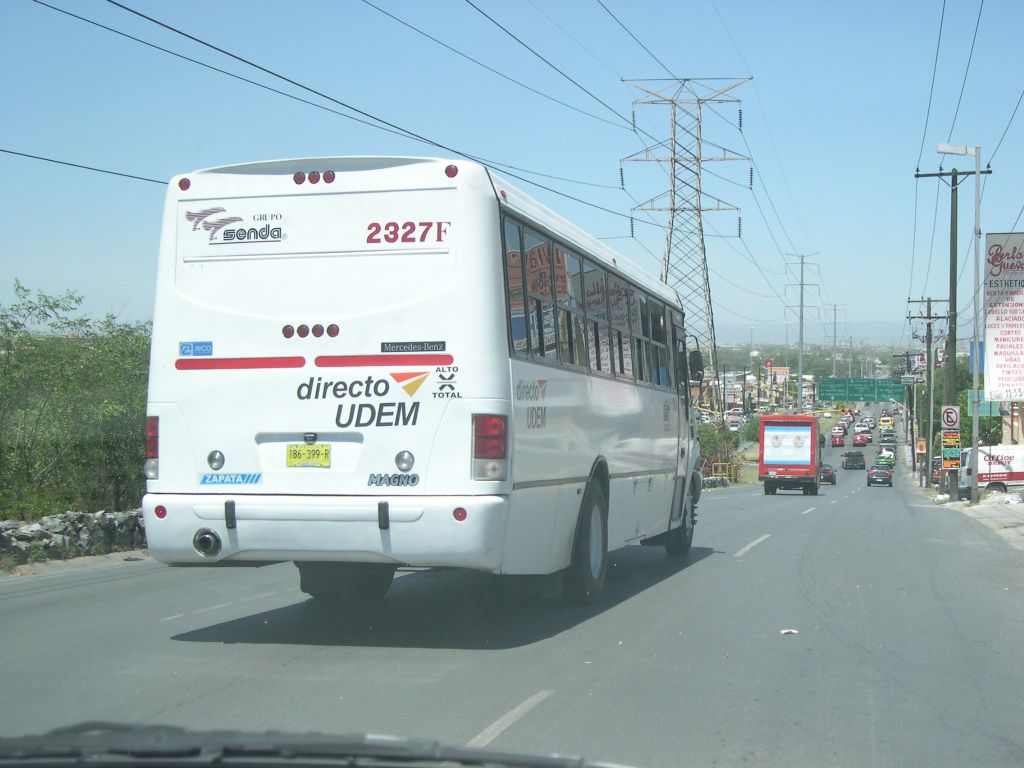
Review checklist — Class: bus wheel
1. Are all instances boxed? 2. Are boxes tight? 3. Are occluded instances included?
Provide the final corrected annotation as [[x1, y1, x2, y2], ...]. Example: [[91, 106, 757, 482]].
[[665, 497, 694, 556], [296, 563, 396, 601], [565, 484, 608, 604]]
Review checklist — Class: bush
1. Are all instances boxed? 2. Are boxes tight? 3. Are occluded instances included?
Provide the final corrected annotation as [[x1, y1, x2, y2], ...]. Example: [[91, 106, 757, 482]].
[[0, 283, 150, 520]]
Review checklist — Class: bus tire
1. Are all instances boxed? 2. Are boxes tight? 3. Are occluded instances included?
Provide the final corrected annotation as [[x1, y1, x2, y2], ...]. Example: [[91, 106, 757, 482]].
[[296, 563, 396, 601], [665, 497, 694, 556], [565, 483, 608, 604]]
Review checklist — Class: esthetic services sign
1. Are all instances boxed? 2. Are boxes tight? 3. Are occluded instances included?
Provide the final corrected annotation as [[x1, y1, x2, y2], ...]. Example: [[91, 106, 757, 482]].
[[984, 233, 1024, 401]]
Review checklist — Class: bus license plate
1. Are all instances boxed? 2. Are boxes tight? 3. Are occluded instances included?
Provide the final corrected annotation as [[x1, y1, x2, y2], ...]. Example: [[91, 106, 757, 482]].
[[286, 444, 331, 468]]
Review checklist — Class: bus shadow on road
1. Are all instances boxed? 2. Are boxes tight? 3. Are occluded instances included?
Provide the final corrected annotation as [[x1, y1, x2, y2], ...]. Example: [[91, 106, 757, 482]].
[[171, 545, 714, 650]]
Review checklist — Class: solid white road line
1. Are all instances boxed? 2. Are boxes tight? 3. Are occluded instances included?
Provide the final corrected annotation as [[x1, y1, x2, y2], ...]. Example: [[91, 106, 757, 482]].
[[466, 690, 554, 748], [802, 507, 816, 515], [159, 613, 185, 622], [733, 534, 772, 558]]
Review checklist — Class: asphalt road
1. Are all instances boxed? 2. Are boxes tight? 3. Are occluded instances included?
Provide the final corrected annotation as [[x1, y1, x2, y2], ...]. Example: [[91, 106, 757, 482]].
[[3, 440, 1024, 767]]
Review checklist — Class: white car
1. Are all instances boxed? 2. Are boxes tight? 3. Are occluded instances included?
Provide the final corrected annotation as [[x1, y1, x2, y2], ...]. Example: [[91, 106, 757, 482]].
[[854, 423, 870, 434]]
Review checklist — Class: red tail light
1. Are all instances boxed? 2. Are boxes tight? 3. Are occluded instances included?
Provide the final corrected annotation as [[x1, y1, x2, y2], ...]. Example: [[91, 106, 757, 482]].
[[473, 415, 507, 459], [145, 416, 159, 458]]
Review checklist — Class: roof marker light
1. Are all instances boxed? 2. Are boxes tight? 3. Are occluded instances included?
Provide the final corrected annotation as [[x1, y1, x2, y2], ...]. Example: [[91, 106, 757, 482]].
[[312, 324, 324, 338], [297, 324, 310, 338], [178, 178, 191, 191], [323, 170, 336, 183], [282, 325, 295, 339], [327, 324, 340, 337], [445, 165, 458, 178], [308, 171, 320, 184], [293, 172, 306, 185]]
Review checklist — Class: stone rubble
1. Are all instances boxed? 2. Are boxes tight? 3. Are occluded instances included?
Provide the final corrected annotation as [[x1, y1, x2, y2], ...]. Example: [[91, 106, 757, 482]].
[[0, 510, 146, 567]]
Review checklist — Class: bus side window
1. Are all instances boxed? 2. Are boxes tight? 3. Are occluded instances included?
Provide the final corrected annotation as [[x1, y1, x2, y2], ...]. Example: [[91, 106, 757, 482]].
[[502, 217, 529, 357], [583, 260, 612, 375], [608, 276, 633, 379], [632, 289, 650, 383], [555, 244, 588, 369], [648, 299, 669, 389], [524, 227, 557, 361]]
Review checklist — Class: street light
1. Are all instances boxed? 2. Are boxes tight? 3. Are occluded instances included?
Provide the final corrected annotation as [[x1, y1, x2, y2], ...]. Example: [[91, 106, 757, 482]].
[[938, 142, 981, 504]]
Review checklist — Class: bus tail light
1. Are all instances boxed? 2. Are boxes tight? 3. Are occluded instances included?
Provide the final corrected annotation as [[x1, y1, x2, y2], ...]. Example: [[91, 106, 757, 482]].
[[472, 415, 507, 481], [144, 416, 159, 479]]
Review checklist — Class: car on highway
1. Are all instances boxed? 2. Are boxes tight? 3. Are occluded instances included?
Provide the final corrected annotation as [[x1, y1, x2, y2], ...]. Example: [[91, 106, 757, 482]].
[[876, 452, 896, 468], [819, 463, 837, 485], [831, 434, 845, 447], [853, 423, 870, 434], [852, 432, 869, 447], [831, 425, 846, 437], [842, 451, 866, 469], [867, 465, 894, 487]]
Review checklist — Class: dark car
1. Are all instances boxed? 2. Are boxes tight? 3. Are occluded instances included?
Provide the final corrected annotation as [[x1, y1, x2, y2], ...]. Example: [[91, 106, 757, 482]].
[[841, 451, 866, 469], [867, 465, 893, 487], [819, 464, 837, 485]]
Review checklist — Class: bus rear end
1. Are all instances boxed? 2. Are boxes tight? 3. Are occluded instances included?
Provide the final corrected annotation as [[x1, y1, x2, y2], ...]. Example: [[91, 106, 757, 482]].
[[142, 158, 511, 578]]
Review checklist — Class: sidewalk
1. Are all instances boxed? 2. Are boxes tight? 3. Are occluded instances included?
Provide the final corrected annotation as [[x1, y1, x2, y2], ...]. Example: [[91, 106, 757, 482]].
[[901, 449, 1024, 552]]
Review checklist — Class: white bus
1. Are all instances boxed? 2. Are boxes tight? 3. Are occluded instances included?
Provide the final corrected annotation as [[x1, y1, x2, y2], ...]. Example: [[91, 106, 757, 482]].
[[142, 157, 704, 603]]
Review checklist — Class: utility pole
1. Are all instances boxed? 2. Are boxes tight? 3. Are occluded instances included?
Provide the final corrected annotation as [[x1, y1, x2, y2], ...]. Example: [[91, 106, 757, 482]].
[[915, 163, 991, 492], [833, 304, 838, 378], [786, 253, 818, 410], [908, 298, 949, 489], [623, 78, 750, 417]]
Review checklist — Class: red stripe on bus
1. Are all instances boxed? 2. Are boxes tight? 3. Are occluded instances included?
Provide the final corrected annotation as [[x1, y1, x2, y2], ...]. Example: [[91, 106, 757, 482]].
[[175, 357, 306, 370], [315, 354, 454, 367]]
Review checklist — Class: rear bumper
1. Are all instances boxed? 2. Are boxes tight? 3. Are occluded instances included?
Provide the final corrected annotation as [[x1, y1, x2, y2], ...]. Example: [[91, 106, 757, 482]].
[[142, 493, 507, 570]]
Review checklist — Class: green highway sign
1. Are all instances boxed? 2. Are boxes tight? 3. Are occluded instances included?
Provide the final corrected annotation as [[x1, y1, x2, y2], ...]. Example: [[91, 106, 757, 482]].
[[817, 378, 907, 403]]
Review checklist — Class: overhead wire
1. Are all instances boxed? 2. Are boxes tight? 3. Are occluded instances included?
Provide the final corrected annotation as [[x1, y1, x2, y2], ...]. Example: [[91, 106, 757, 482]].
[[357, 0, 626, 130], [916, 0, 947, 169], [595, 0, 674, 78], [463, 0, 635, 129], [945, 0, 984, 141], [0, 148, 164, 185], [35, 0, 614, 191], [988, 85, 1023, 165], [99, 0, 656, 223]]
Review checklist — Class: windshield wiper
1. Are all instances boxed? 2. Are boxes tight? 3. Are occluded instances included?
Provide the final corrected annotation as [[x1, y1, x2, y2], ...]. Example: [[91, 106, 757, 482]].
[[0, 723, 630, 768]]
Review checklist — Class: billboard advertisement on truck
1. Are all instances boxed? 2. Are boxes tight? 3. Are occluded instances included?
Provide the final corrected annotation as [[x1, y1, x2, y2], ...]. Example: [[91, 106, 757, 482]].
[[759, 414, 821, 495], [959, 445, 1024, 498]]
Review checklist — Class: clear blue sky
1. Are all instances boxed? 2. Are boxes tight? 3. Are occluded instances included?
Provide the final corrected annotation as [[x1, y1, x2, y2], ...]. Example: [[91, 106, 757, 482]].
[[2, 0, 1021, 348]]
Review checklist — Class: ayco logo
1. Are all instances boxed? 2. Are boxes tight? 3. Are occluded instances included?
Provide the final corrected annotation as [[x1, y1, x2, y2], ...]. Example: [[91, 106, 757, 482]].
[[179, 341, 213, 356], [185, 208, 283, 244]]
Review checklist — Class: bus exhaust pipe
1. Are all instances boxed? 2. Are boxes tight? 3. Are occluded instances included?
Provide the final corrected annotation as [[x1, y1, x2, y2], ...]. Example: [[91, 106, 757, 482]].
[[193, 529, 222, 558]]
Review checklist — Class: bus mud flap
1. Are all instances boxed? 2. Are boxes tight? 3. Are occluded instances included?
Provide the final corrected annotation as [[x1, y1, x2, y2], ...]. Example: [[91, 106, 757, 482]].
[[224, 500, 236, 530], [378, 500, 390, 530]]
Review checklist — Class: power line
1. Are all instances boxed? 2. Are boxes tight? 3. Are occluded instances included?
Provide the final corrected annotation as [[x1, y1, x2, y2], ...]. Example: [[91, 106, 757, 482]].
[[0, 148, 164, 185], [916, 0, 947, 168], [100, 0, 653, 223], [463, 0, 633, 129], [946, 0, 984, 141], [989, 85, 1023, 164], [595, 0, 674, 77], [358, 0, 625, 130]]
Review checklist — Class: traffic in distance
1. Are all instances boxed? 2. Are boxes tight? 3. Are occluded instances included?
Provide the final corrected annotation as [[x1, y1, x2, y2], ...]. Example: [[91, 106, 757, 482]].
[[756, 405, 903, 496]]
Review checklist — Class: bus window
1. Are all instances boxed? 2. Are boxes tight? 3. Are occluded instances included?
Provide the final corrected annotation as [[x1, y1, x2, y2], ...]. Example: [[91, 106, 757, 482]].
[[631, 288, 651, 383], [502, 217, 528, 357], [648, 300, 669, 388], [556, 245, 588, 368], [608, 275, 634, 379], [524, 227, 557, 361], [583, 261, 612, 374]]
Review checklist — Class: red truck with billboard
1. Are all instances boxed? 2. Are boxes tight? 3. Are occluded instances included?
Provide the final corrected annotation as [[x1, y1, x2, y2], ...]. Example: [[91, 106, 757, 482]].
[[759, 414, 821, 495]]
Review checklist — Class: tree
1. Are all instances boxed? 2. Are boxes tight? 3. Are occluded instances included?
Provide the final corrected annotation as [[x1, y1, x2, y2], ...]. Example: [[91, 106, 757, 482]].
[[0, 283, 150, 519]]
